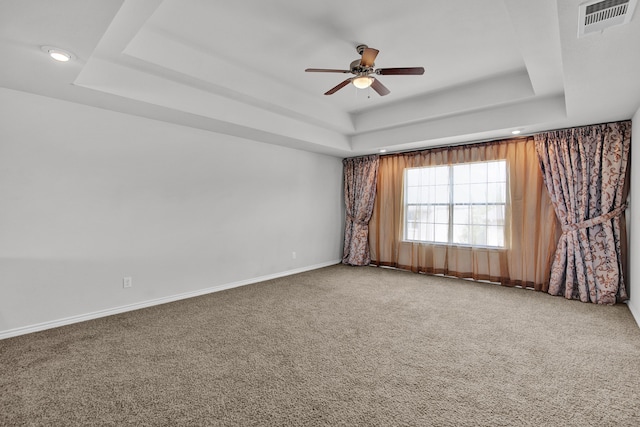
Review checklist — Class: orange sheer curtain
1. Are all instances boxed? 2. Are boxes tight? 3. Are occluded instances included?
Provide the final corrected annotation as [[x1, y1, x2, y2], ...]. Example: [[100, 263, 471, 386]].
[[369, 137, 560, 290]]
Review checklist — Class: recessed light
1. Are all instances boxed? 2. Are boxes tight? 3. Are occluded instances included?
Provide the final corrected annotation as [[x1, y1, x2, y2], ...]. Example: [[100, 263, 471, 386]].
[[511, 130, 522, 135], [50, 51, 70, 62], [379, 149, 387, 153], [41, 46, 74, 62]]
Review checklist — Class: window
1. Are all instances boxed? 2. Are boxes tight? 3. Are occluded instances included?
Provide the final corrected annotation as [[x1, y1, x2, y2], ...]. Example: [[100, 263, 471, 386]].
[[404, 160, 507, 247]]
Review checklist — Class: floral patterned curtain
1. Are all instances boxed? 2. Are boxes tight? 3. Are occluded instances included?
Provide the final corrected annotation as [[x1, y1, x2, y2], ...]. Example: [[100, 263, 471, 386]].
[[343, 155, 379, 266], [534, 121, 631, 304]]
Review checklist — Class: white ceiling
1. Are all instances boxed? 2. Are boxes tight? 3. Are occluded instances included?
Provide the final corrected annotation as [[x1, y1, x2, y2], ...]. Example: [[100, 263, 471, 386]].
[[1, 0, 639, 157]]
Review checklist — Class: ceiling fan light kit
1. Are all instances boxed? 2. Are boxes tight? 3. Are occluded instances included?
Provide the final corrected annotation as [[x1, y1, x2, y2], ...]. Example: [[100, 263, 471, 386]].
[[305, 44, 424, 96], [352, 75, 373, 89]]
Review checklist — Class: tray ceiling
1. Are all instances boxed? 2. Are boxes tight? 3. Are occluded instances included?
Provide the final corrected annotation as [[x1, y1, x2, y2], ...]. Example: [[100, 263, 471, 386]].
[[1, 0, 639, 157]]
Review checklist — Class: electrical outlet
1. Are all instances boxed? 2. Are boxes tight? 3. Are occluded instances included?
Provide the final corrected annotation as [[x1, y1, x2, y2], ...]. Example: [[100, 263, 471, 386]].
[[123, 276, 132, 288], [292, 251, 297, 259]]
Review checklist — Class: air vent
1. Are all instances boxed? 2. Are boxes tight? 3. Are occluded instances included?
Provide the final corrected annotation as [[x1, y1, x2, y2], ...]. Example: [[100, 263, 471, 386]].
[[578, 0, 637, 37]]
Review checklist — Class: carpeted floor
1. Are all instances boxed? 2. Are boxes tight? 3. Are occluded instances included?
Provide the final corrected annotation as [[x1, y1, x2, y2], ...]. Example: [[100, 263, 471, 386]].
[[1, 264, 639, 426]]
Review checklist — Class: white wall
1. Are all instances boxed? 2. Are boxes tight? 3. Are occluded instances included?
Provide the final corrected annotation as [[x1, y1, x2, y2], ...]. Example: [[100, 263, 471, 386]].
[[629, 107, 640, 327], [0, 88, 344, 337]]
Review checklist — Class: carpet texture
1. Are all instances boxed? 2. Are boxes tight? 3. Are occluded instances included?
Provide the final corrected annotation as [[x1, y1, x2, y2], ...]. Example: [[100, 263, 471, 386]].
[[1, 264, 639, 426]]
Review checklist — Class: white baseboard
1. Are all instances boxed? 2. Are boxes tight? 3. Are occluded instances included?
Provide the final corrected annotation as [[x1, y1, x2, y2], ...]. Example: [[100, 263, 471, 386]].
[[627, 299, 640, 329], [0, 260, 340, 340]]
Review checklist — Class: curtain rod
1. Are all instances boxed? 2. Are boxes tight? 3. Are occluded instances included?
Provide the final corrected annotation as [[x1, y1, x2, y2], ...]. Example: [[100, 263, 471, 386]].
[[343, 119, 632, 160], [377, 135, 530, 159]]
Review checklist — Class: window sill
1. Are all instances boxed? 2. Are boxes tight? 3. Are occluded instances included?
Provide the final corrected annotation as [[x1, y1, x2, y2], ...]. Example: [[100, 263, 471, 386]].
[[401, 240, 507, 250]]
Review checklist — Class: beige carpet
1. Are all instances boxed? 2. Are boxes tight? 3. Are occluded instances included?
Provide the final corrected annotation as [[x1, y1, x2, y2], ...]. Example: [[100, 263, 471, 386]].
[[1, 264, 639, 426]]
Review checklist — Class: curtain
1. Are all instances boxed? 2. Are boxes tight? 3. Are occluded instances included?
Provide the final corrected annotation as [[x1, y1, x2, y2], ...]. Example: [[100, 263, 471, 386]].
[[343, 155, 380, 266], [369, 137, 559, 289], [534, 121, 631, 304]]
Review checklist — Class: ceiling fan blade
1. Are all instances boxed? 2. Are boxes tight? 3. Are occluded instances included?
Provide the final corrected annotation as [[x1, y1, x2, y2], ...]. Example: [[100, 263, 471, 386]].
[[360, 48, 379, 67], [305, 68, 351, 73], [324, 78, 352, 95], [377, 67, 425, 75], [371, 78, 390, 96]]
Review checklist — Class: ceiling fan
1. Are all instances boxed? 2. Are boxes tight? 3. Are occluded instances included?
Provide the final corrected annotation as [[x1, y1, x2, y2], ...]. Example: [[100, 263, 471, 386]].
[[305, 44, 425, 96]]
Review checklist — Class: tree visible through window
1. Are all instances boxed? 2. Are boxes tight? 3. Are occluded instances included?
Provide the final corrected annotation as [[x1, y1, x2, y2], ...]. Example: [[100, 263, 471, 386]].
[[404, 160, 507, 247]]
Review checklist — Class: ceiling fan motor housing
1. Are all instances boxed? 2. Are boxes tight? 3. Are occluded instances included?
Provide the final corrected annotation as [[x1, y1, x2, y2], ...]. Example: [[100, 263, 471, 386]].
[[350, 59, 374, 75]]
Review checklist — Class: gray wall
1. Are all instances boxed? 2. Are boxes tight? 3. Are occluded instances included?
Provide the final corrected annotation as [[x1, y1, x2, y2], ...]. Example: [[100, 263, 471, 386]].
[[0, 88, 344, 336]]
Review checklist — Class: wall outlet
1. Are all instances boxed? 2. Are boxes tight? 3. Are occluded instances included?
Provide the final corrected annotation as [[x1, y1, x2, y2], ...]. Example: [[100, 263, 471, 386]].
[[292, 251, 297, 259], [123, 276, 133, 288]]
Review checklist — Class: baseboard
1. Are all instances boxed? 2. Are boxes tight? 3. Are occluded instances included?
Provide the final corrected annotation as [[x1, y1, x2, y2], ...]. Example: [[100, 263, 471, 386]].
[[0, 260, 340, 340], [627, 299, 640, 329]]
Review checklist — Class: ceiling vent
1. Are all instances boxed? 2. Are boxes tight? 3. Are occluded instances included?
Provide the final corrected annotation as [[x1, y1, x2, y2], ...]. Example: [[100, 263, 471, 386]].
[[578, 0, 637, 37]]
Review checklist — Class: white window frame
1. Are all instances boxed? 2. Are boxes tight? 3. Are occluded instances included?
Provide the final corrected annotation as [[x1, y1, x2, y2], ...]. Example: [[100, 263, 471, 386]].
[[403, 160, 508, 248]]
